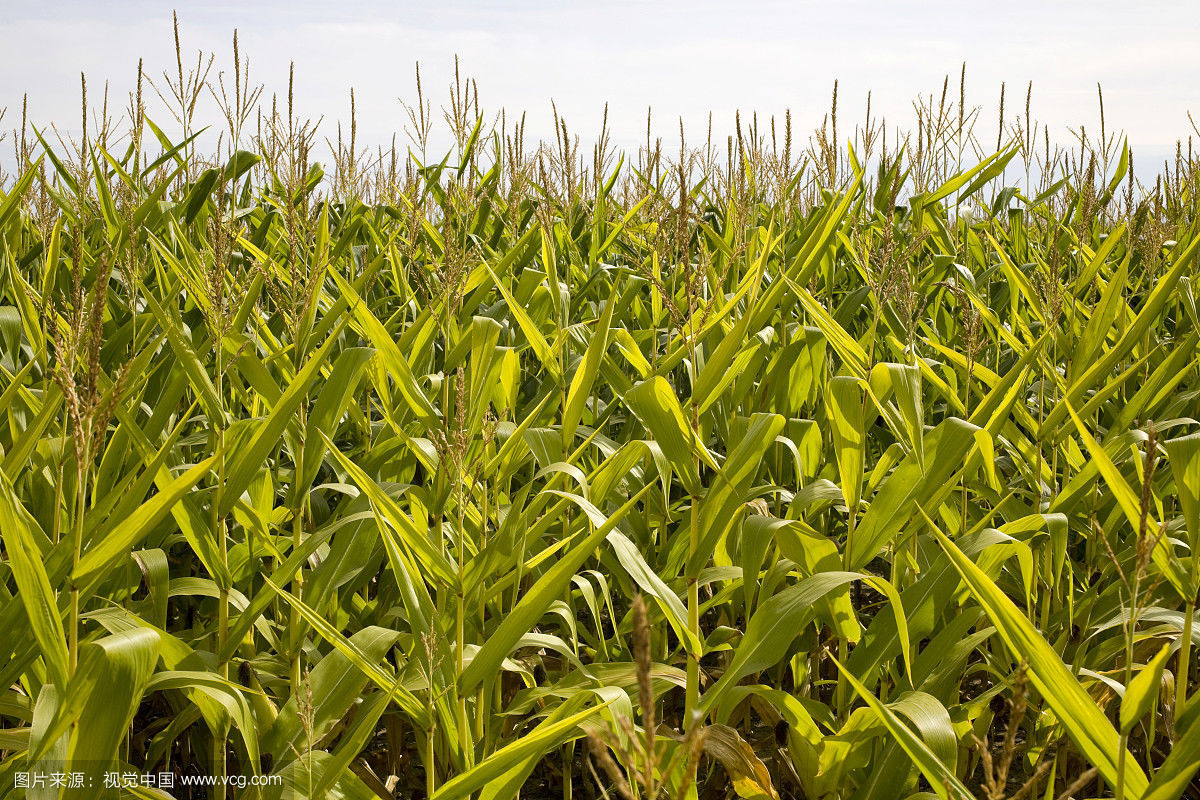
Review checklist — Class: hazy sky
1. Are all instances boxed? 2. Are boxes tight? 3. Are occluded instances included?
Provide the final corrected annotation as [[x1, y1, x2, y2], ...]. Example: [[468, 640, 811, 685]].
[[2, 1, 1198, 169]]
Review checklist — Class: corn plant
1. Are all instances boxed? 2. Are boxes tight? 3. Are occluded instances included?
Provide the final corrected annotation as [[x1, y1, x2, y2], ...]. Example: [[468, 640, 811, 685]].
[[1, 34, 1199, 800]]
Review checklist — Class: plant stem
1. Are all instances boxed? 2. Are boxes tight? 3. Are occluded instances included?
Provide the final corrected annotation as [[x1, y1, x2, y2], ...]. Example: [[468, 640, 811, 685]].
[[686, 495, 701, 722], [68, 421, 91, 676], [1178, 599, 1194, 720]]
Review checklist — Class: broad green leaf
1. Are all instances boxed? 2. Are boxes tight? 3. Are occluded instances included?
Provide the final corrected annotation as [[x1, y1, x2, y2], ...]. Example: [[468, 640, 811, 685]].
[[624, 376, 715, 495], [482, 262, 563, 384], [1066, 401, 1187, 597], [265, 626, 400, 762], [0, 474, 69, 692], [220, 321, 349, 515], [562, 291, 615, 445], [332, 269, 439, 424], [849, 417, 979, 569], [701, 571, 909, 713], [74, 454, 220, 594], [264, 580, 427, 724], [689, 412, 786, 578], [834, 659, 972, 800], [146, 671, 261, 770], [300, 346, 375, 489], [459, 482, 653, 695], [1121, 643, 1170, 734], [827, 376, 867, 510], [434, 692, 614, 800], [1165, 433, 1200, 573], [928, 513, 1148, 797], [1072, 253, 1129, 372]]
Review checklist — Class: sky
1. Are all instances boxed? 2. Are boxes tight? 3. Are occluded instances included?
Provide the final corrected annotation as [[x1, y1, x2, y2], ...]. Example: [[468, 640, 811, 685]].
[[1, 1, 1198, 175]]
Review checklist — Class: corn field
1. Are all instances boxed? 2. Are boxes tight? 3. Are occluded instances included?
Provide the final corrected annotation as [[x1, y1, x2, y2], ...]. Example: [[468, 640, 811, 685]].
[[1, 41, 1200, 800]]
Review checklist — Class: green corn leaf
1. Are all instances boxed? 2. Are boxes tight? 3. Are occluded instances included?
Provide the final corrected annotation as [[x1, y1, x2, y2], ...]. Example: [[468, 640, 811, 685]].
[[927, 511, 1148, 797], [624, 376, 716, 496], [833, 658, 973, 800], [74, 454, 220, 595], [299, 346, 376, 489], [562, 289, 616, 446], [220, 320, 350, 515], [1165, 433, 1200, 571], [264, 579, 427, 725], [1043, 233, 1199, 436], [688, 412, 786, 578], [849, 417, 979, 569], [1121, 643, 1171, 734], [701, 571, 910, 714], [434, 691, 615, 800], [1066, 401, 1188, 597], [0, 473, 69, 692], [459, 481, 653, 695], [827, 376, 867, 510], [333, 269, 440, 424]]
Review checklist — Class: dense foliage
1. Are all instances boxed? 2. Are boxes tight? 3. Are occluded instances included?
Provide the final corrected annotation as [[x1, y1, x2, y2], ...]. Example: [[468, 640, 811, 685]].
[[1, 54, 1199, 800]]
